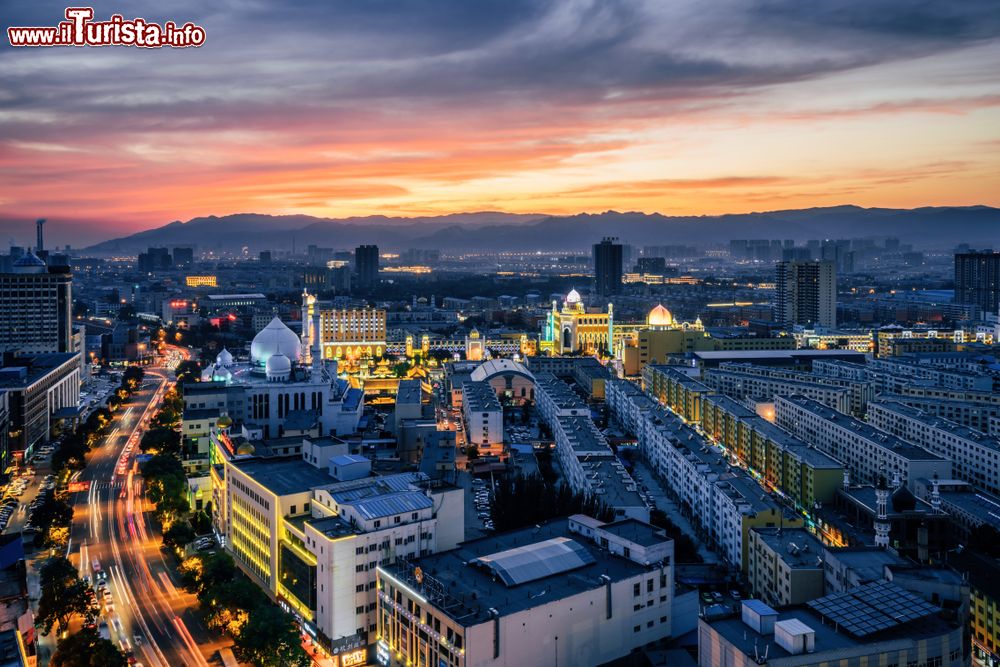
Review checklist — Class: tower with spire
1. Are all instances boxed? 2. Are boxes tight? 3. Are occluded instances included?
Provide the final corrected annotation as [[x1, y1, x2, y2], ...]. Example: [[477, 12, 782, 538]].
[[874, 467, 890, 548]]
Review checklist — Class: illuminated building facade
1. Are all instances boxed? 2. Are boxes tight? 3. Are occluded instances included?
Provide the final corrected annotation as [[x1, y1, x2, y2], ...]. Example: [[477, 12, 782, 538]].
[[185, 274, 218, 287], [216, 451, 463, 657], [376, 515, 674, 667], [302, 291, 387, 361], [540, 289, 613, 355]]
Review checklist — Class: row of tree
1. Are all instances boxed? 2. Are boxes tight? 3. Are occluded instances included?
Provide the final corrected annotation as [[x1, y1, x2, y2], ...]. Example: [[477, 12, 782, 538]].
[[40, 367, 146, 664], [36, 556, 126, 667], [490, 474, 617, 532], [52, 366, 145, 472], [179, 551, 310, 666]]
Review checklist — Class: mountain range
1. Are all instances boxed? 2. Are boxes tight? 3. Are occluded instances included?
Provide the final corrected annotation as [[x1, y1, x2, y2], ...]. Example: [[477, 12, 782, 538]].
[[82, 205, 1000, 254]]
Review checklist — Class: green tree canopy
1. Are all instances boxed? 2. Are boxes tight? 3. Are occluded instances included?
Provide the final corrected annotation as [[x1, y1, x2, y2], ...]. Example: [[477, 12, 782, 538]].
[[36, 557, 95, 636], [51, 628, 127, 667]]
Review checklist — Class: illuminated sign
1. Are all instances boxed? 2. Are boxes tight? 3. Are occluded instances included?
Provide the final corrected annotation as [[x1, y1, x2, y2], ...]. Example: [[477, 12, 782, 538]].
[[68, 481, 90, 493], [340, 650, 366, 667], [376, 640, 390, 666]]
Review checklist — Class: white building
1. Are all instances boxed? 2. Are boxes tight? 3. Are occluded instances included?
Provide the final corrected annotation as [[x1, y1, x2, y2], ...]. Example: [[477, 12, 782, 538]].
[[774, 395, 952, 488], [868, 400, 1000, 496], [534, 374, 647, 520], [703, 368, 852, 416], [377, 514, 674, 667], [216, 452, 464, 656], [460, 381, 503, 454], [192, 316, 364, 439]]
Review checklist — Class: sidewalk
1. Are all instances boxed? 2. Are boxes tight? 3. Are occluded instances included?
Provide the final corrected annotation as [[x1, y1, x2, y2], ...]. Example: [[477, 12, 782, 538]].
[[630, 458, 719, 564]]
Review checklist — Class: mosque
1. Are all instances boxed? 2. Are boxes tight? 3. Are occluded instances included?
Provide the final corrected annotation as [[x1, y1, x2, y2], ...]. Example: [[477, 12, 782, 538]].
[[197, 315, 364, 439], [539, 289, 614, 355], [539, 290, 703, 363]]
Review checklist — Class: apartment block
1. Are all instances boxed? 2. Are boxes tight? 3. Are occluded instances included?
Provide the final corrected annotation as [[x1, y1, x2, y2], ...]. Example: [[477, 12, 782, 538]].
[[868, 400, 1000, 495], [774, 395, 952, 488]]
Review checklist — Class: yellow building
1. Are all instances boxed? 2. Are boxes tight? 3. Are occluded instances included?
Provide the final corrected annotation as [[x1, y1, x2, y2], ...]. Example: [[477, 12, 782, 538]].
[[539, 289, 613, 355], [185, 274, 218, 287], [302, 290, 386, 361], [642, 364, 713, 423], [619, 304, 793, 376], [701, 394, 844, 511]]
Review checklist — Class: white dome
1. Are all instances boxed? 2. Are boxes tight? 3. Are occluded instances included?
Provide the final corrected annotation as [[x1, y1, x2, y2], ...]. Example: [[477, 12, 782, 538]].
[[250, 317, 301, 366], [216, 348, 234, 367], [212, 367, 232, 383], [265, 353, 291, 380], [566, 289, 582, 304]]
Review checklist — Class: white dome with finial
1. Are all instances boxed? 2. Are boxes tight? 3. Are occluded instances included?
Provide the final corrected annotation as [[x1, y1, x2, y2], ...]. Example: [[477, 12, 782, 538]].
[[251, 317, 301, 366], [216, 348, 234, 367], [265, 353, 291, 381], [566, 289, 582, 305]]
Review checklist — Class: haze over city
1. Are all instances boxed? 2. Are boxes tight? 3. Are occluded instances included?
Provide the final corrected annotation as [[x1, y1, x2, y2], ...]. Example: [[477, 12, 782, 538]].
[[3, 3, 1000, 667], [3, 0, 1000, 245]]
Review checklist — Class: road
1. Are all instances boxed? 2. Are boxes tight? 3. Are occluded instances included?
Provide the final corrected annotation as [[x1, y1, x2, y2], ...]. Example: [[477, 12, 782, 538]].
[[59, 359, 224, 667]]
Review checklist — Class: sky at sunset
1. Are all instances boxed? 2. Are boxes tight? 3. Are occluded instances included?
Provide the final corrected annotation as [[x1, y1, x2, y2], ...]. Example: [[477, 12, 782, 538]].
[[2, 0, 1000, 244]]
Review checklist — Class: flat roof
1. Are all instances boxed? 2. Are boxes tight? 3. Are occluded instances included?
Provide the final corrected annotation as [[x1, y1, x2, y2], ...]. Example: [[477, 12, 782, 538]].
[[871, 400, 1000, 451], [752, 528, 824, 569], [600, 518, 668, 548], [694, 350, 865, 360], [778, 395, 946, 462], [396, 379, 423, 405], [380, 518, 660, 626], [0, 352, 79, 388], [230, 456, 334, 496]]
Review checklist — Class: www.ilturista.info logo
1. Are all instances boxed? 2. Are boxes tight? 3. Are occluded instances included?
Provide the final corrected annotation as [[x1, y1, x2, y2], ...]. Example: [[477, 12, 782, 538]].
[[7, 7, 206, 48]]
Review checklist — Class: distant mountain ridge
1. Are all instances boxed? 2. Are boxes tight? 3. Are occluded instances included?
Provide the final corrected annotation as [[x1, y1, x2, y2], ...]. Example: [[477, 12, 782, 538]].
[[84, 205, 1000, 253]]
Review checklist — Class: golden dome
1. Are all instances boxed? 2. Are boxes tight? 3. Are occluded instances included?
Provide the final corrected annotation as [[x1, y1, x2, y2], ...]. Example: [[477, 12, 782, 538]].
[[217, 415, 233, 429], [647, 304, 673, 327], [236, 442, 256, 456]]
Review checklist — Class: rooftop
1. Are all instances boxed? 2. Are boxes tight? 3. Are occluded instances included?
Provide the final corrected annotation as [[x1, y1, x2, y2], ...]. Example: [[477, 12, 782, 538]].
[[380, 517, 663, 626], [229, 455, 335, 496], [600, 518, 668, 548], [707, 584, 951, 663], [778, 395, 946, 462], [871, 400, 1000, 451], [0, 352, 79, 388], [752, 527, 824, 569], [396, 379, 423, 405]]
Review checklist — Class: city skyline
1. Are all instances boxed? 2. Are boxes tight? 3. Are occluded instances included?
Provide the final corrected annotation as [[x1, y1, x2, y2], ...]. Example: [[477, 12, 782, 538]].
[[2, 0, 1000, 242]]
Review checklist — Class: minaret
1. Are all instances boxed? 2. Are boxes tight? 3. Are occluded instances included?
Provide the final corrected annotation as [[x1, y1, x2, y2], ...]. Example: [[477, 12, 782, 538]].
[[874, 468, 890, 548], [843, 468, 850, 490], [302, 289, 316, 365], [930, 474, 942, 513], [607, 303, 614, 357], [312, 311, 323, 376]]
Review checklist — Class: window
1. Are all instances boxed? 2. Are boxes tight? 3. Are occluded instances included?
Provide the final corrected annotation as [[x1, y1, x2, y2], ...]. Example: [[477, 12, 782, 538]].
[[633, 583, 641, 597], [633, 625, 640, 633]]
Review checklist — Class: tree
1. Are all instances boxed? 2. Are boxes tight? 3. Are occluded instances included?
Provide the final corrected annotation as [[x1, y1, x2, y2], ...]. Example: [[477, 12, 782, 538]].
[[162, 521, 196, 550], [233, 604, 310, 667], [140, 427, 180, 455], [141, 453, 189, 523], [116, 304, 137, 321], [30, 492, 74, 544], [175, 360, 201, 385], [36, 557, 95, 636], [51, 628, 127, 667]]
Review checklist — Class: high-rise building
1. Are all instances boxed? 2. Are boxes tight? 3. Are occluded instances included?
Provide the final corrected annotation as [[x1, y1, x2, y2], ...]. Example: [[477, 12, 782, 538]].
[[955, 250, 1000, 317], [137, 247, 172, 273], [0, 252, 73, 354], [774, 260, 836, 328], [172, 247, 194, 268], [354, 244, 379, 289], [593, 236, 623, 296]]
